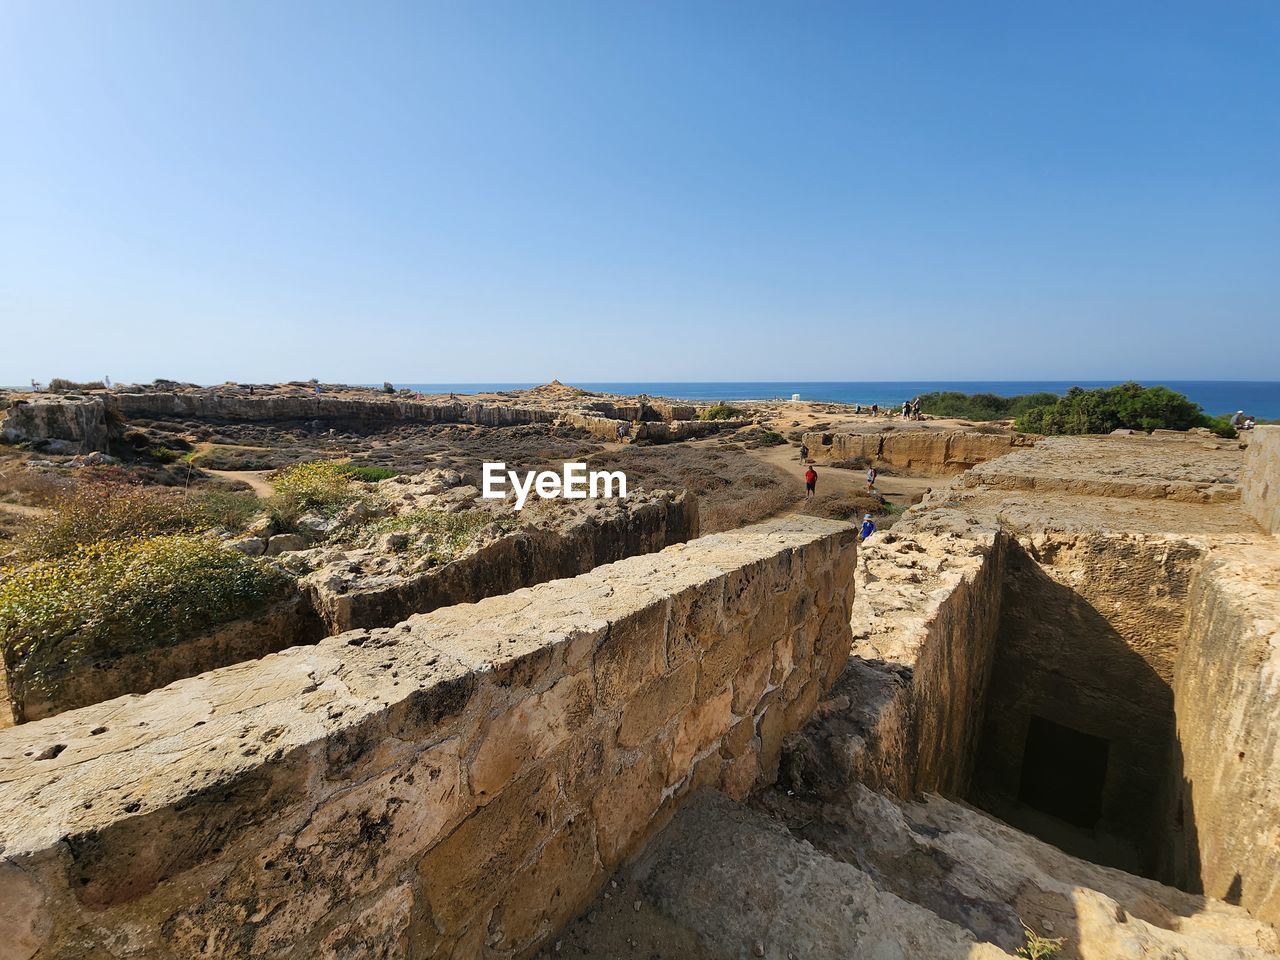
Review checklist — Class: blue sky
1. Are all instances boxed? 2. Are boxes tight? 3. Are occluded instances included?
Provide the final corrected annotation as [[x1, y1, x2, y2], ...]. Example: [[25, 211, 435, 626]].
[[2, 0, 1277, 384]]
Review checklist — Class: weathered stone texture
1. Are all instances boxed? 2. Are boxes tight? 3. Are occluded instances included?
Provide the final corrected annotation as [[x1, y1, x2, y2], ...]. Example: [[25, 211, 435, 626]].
[[0, 397, 109, 453], [1243, 425, 1280, 534], [1162, 541, 1280, 921], [306, 491, 698, 633], [964, 434, 1242, 503], [802, 429, 1030, 474], [0, 515, 855, 960], [3, 595, 326, 725], [783, 508, 1006, 799]]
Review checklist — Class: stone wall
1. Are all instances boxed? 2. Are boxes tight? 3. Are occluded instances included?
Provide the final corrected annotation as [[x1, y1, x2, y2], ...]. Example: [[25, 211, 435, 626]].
[[802, 430, 1030, 475], [1243, 425, 1280, 534], [1, 596, 327, 726], [0, 516, 856, 960], [103, 393, 743, 443], [0, 397, 110, 453], [1160, 542, 1280, 921], [563, 413, 749, 443], [782, 509, 1006, 800], [107, 392, 559, 427], [306, 491, 699, 632]]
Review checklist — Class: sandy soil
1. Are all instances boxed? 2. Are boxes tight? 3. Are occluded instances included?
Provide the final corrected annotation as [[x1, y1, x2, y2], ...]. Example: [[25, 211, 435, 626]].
[[205, 469, 275, 499]]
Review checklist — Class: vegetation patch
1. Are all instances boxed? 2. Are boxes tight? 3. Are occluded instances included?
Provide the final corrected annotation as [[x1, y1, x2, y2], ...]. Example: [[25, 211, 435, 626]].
[[269, 459, 382, 525], [18, 481, 262, 558], [0, 534, 291, 702], [1015, 383, 1236, 437], [698, 404, 749, 421], [353, 508, 514, 565], [335, 462, 400, 482], [917, 391, 1060, 421]]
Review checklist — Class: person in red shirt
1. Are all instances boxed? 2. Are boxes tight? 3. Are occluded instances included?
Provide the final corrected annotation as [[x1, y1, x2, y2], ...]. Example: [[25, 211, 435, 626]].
[[804, 465, 817, 498]]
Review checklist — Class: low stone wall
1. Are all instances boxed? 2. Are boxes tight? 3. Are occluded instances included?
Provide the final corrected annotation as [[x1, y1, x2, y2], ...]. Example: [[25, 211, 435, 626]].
[[0, 397, 110, 453], [802, 430, 1030, 475], [1, 595, 327, 726], [0, 516, 856, 959], [307, 492, 699, 632], [1243, 425, 1280, 534]]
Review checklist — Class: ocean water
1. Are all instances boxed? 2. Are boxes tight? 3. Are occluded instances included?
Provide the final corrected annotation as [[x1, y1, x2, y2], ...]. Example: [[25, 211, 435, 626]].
[[396, 381, 1280, 420]]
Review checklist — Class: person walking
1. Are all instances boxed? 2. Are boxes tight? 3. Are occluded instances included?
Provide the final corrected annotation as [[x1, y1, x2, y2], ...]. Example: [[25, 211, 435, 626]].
[[799, 442, 809, 462], [866, 465, 877, 492], [860, 514, 877, 540], [804, 465, 817, 498]]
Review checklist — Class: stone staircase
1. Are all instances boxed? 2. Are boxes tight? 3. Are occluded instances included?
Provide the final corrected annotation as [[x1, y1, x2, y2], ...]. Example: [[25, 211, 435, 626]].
[[552, 787, 1280, 959]]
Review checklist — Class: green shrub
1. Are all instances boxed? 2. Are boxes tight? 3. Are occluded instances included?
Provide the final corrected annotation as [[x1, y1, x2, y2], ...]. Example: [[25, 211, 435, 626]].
[[335, 463, 399, 482], [699, 404, 749, 421], [756, 430, 787, 446], [20, 482, 191, 557], [270, 459, 367, 515], [1015, 383, 1236, 437], [148, 446, 180, 464], [917, 391, 1060, 421], [188, 490, 263, 533], [18, 482, 266, 558], [0, 534, 292, 701]]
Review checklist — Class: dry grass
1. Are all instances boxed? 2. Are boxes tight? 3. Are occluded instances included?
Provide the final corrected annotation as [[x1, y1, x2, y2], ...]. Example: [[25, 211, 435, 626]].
[[588, 443, 795, 534]]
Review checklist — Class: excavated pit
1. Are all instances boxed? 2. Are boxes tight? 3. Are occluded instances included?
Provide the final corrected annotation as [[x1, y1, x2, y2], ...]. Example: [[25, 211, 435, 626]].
[[970, 532, 1201, 883]]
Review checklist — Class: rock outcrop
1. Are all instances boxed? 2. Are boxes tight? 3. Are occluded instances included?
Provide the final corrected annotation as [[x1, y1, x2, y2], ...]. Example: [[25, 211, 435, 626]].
[[0, 397, 110, 453]]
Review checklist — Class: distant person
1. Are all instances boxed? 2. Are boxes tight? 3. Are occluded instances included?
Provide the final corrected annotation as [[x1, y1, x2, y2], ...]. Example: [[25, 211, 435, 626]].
[[249, 385, 255, 396], [860, 514, 876, 540], [855, 403, 862, 414], [804, 465, 817, 498], [912, 397, 921, 419], [104, 375, 111, 388], [314, 383, 321, 397], [871, 404, 879, 416], [1230, 410, 1245, 428], [867, 466, 877, 491], [1245, 417, 1256, 430], [799, 442, 809, 461], [902, 401, 911, 419]]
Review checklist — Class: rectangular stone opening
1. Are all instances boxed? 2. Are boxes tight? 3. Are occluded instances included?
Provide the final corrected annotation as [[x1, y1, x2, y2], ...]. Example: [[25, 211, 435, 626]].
[[969, 534, 1195, 883], [1017, 715, 1109, 829]]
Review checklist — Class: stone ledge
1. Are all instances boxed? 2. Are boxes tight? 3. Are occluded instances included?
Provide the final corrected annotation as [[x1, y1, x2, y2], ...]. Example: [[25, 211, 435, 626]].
[[0, 514, 855, 959]]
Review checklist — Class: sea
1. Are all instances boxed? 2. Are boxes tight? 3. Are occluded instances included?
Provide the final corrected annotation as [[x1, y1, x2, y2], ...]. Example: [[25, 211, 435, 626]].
[[394, 381, 1280, 421]]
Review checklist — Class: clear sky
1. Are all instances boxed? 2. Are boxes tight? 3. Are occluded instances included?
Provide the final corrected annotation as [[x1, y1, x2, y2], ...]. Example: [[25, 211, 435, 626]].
[[2, 0, 1277, 385]]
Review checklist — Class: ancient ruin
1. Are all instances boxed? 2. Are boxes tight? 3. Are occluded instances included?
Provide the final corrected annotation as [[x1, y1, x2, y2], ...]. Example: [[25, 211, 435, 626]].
[[1, 387, 1278, 959]]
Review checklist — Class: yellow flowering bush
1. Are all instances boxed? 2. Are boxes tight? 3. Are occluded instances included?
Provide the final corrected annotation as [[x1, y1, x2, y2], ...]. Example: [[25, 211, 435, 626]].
[[0, 534, 291, 700], [269, 459, 380, 525]]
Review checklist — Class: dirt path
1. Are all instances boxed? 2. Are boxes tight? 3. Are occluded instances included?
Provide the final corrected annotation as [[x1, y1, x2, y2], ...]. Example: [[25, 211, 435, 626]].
[[738, 440, 934, 508], [205, 469, 276, 499], [0, 501, 47, 518]]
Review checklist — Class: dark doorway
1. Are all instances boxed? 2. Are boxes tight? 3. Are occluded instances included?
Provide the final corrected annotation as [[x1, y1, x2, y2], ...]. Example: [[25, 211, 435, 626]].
[[1018, 716, 1109, 828]]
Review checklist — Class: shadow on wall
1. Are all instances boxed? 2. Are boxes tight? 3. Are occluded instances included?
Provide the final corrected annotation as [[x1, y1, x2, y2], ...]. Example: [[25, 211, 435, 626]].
[[969, 539, 1201, 890]]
